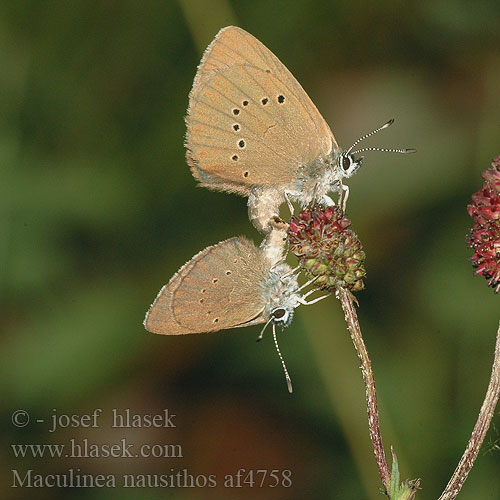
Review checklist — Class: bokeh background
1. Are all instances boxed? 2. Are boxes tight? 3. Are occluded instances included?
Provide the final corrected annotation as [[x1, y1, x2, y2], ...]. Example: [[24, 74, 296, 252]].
[[2, 1, 500, 499]]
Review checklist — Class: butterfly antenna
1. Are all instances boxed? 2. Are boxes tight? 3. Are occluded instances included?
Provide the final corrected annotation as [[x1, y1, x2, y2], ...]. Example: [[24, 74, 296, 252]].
[[256, 316, 273, 342], [350, 146, 416, 155], [344, 119, 395, 155], [272, 323, 293, 393]]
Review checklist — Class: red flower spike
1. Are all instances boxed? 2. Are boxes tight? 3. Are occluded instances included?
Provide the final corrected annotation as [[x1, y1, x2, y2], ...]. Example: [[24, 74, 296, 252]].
[[467, 156, 500, 293]]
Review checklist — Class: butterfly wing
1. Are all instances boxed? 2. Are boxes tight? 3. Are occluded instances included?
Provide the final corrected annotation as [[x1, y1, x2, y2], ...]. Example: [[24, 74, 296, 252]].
[[186, 26, 338, 195], [144, 254, 199, 335], [144, 237, 269, 335]]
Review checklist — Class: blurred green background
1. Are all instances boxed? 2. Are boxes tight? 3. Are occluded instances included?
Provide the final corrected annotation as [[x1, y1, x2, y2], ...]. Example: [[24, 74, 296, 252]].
[[2, 1, 500, 499]]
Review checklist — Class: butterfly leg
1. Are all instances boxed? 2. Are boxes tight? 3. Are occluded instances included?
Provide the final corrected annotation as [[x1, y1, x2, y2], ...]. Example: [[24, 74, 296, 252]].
[[279, 264, 301, 278], [300, 287, 319, 300], [341, 184, 350, 212], [298, 293, 330, 305], [318, 194, 335, 207], [284, 191, 295, 215], [298, 275, 319, 291]]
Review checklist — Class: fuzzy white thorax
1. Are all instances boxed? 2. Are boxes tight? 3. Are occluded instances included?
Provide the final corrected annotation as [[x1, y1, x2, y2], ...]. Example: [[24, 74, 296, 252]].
[[261, 262, 301, 328]]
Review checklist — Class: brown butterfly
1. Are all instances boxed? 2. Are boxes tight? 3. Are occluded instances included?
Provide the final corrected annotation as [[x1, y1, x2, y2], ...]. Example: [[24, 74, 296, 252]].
[[144, 236, 327, 392], [185, 26, 415, 233], [144, 237, 311, 336]]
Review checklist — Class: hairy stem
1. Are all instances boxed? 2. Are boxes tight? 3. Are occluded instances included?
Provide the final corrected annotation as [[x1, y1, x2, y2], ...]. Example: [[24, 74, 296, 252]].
[[338, 287, 391, 493], [438, 321, 500, 500]]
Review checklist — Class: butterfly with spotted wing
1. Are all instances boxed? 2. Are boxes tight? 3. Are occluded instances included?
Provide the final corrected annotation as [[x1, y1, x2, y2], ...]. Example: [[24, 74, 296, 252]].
[[185, 26, 415, 234]]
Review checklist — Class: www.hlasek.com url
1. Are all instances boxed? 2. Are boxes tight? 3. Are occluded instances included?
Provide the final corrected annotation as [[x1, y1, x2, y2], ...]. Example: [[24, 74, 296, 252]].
[[12, 468, 293, 488], [11, 439, 182, 459]]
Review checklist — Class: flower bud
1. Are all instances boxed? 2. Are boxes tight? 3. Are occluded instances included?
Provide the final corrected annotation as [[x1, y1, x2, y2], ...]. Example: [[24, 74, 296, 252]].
[[288, 205, 366, 293]]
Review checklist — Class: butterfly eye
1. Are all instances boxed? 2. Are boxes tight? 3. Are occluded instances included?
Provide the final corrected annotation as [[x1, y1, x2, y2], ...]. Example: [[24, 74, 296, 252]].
[[341, 155, 353, 171], [339, 154, 362, 178], [273, 308, 286, 319]]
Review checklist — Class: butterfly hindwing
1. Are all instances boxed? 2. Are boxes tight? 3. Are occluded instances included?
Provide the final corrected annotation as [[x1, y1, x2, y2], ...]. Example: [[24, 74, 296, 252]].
[[172, 237, 269, 332]]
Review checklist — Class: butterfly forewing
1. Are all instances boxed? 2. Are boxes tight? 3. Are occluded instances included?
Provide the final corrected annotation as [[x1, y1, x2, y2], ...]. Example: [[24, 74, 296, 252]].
[[171, 237, 269, 332], [190, 26, 335, 142], [186, 26, 337, 192]]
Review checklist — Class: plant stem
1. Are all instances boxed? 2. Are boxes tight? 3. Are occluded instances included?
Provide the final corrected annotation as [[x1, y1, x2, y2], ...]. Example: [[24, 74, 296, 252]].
[[338, 287, 391, 493], [437, 321, 500, 500]]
